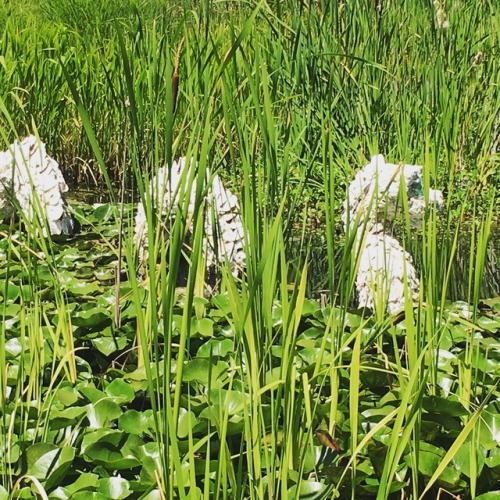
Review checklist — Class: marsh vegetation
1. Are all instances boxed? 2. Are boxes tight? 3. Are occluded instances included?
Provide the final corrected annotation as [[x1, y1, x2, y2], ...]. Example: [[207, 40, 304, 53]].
[[0, 0, 499, 498]]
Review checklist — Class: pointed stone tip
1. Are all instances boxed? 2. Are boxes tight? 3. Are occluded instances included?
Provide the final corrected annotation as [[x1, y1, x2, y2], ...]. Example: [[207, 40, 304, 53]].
[[371, 154, 385, 166]]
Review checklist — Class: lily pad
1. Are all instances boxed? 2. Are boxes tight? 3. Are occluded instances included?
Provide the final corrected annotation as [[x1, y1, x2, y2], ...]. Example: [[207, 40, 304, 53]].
[[97, 477, 133, 499], [91, 335, 128, 356], [73, 307, 110, 328], [287, 480, 330, 499], [105, 379, 135, 403], [93, 204, 115, 223], [25, 443, 75, 489], [452, 440, 486, 477], [50, 472, 99, 498], [197, 338, 234, 358], [182, 358, 228, 387], [423, 395, 468, 417], [119, 410, 154, 436], [86, 399, 122, 428]]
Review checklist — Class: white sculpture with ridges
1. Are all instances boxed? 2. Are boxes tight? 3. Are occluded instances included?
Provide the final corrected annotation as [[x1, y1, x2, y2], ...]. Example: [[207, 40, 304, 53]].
[[343, 155, 443, 314], [0, 135, 78, 236], [134, 157, 245, 278]]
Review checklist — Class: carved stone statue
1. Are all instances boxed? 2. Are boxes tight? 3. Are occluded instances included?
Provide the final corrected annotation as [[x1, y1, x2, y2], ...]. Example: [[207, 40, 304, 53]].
[[0, 135, 79, 236], [134, 157, 245, 279], [343, 155, 443, 313]]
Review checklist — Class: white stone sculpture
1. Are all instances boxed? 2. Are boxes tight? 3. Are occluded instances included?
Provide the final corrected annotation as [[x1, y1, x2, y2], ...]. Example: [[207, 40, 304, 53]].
[[0, 135, 79, 236], [134, 157, 246, 279], [343, 155, 443, 314], [433, 0, 450, 29]]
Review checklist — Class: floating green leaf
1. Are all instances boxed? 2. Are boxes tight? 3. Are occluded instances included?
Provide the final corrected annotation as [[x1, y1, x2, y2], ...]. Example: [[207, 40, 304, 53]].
[[26, 443, 75, 489], [91, 335, 128, 356], [105, 379, 135, 403], [182, 358, 228, 387], [86, 399, 122, 428], [97, 477, 132, 499], [119, 410, 154, 436], [197, 338, 234, 358], [93, 204, 114, 223], [287, 480, 330, 499], [423, 395, 468, 417], [73, 307, 109, 327], [50, 472, 99, 498]]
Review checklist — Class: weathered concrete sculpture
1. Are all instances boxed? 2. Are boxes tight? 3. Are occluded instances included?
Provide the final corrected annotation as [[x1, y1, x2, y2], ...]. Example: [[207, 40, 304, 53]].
[[433, 0, 450, 29], [343, 155, 443, 314], [134, 157, 246, 279], [0, 135, 79, 236]]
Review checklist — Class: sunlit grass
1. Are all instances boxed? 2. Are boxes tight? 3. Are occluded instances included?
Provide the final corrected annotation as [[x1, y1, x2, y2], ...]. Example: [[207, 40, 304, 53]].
[[0, 0, 498, 497]]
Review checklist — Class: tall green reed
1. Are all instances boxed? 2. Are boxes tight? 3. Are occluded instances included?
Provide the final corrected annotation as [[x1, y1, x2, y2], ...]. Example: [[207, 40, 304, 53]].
[[0, 0, 498, 496]]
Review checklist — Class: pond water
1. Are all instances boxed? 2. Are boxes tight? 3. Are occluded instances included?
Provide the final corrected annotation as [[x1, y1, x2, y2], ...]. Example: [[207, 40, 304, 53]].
[[68, 189, 500, 302], [292, 233, 500, 301]]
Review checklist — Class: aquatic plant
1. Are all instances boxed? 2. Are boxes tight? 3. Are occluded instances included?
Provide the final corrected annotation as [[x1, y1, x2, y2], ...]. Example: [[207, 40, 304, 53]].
[[0, 0, 498, 498]]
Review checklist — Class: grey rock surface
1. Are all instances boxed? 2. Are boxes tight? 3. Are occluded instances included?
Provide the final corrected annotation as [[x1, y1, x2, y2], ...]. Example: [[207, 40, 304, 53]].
[[134, 157, 245, 278], [344, 155, 443, 313], [0, 135, 77, 235]]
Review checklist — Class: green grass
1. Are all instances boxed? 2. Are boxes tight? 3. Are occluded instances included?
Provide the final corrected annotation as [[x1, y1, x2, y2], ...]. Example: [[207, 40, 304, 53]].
[[0, 0, 499, 498]]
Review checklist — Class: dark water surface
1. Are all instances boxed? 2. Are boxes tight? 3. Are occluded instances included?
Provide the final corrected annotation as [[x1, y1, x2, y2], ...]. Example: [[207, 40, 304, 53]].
[[69, 189, 500, 301], [290, 230, 500, 301]]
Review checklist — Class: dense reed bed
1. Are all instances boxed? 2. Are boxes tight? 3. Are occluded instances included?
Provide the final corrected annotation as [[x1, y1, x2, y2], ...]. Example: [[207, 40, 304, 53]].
[[0, 0, 499, 498]]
